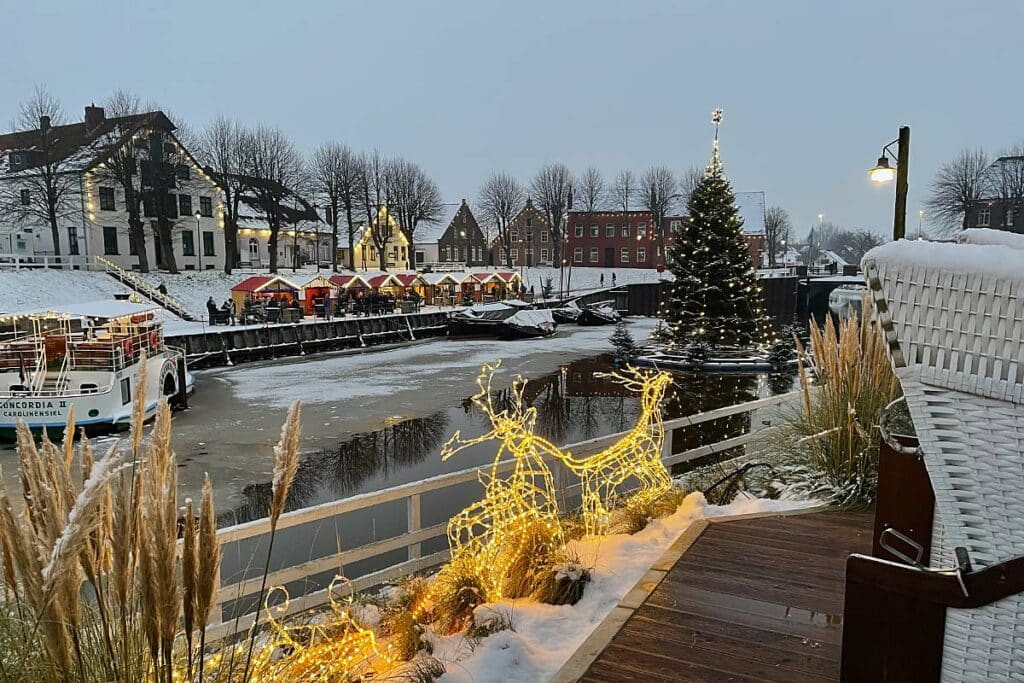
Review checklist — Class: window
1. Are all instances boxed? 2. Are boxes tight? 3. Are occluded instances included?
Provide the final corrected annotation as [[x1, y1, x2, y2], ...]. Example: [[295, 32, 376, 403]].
[[199, 196, 213, 217], [637, 247, 646, 263], [540, 231, 548, 243], [203, 231, 215, 257], [99, 187, 116, 211], [511, 248, 518, 262], [540, 248, 549, 261], [103, 226, 119, 255], [165, 194, 178, 219], [589, 247, 598, 263], [178, 194, 192, 216], [175, 164, 190, 180], [637, 222, 646, 236], [510, 229, 518, 242], [978, 208, 991, 226], [656, 245, 662, 257], [415, 250, 425, 264], [526, 232, 533, 243], [499, 248, 507, 262], [670, 219, 682, 231], [573, 247, 583, 263], [590, 225, 599, 237], [575, 225, 584, 238], [120, 377, 131, 406], [19, 189, 29, 206], [67, 227, 80, 256], [1007, 208, 1015, 226], [526, 217, 532, 228], [182, 230, 195, 257], [620, 247, 630, 264], [606, 224, 615, 237], [128, 230, 138, 256], [621, 225, 630, 238]]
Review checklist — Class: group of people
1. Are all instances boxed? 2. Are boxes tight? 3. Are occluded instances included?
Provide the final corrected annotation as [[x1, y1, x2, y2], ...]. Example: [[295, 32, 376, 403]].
[[206, 297, 236, 326]]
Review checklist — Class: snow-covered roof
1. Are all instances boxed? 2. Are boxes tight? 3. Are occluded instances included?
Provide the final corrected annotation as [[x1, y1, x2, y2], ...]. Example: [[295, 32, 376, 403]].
[[734, 192, 766, 235], [819, 250, 850, 267], [422, 272, 460, 285], [417, 203, 463, 244], [231, 275, 300, 293], [3, 300, 159, 321], [862, 239, 1024, 282]]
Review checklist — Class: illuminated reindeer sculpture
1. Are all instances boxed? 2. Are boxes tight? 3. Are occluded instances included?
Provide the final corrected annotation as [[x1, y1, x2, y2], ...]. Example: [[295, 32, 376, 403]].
[[554, 367, 674, 535], [438, 361, 565, 601]]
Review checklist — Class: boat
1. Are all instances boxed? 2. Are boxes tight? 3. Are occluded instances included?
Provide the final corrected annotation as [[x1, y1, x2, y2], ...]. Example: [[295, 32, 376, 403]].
[[633, 350, 776, 373], [448, 302, 557, 339], [551, 300, 582, 324], [577, 300, 622, 326], [0, 301, 194, 441]]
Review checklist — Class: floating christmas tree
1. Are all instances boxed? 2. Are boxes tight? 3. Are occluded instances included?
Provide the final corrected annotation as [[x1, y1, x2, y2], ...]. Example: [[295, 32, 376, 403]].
[[662, 109, 775, 350]]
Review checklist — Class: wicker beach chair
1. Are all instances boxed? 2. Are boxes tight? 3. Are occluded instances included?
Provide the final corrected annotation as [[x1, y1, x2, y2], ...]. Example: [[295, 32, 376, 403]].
[[861, 239, 1024, 680]]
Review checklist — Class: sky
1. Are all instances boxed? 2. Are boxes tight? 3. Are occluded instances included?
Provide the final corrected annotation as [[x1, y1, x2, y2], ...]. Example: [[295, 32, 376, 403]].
[[2, 0, 1021, 238]]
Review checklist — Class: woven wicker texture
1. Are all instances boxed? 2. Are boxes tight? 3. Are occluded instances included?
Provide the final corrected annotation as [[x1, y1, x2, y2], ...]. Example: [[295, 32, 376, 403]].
[[863, 241, 1024, 681]]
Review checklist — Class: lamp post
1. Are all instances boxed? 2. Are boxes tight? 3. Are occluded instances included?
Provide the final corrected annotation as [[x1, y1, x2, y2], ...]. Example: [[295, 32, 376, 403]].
[[918, 209, 924, 240], [460, 229, 469, 268], [194, 210, 202, 270], [869, 126, 911, 240]]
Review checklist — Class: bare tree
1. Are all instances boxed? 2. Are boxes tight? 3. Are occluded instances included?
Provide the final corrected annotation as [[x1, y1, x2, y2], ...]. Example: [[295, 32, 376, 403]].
[[678, 165, 703, 207], [356, 150, 391, 271], [245, 125, 303, 273], [530, 163, 573, 260], [926, 148, 990, 234], [197, 117, 251, 274], [610, 170, 636, 212], [0, 86, 81, 259], [386, 157, 443, 268], [986, 146, 1024, 226], [478, 172, 525, 268], [764, 205, 792, 267], [576, 166, 605, 212], [640, 166, 676, 246], [310, 141, 362, 271]]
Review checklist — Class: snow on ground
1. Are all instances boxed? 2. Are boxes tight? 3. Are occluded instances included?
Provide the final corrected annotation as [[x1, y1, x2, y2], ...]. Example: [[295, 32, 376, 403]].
[[219, 317, 661, 410], [431, 492, 816, 683], [501, 266, 672, 298], [0, 269, 134, 314]]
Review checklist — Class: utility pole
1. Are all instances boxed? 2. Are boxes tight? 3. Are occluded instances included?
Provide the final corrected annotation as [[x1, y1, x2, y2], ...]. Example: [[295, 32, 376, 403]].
[[893, 126, 910, 241]]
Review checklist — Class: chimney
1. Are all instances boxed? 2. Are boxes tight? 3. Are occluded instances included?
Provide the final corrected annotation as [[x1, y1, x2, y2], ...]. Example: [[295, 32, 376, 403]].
[[84, 104, 105, 131], [39, 115, 50, 133], [461, 198, 467, 205]]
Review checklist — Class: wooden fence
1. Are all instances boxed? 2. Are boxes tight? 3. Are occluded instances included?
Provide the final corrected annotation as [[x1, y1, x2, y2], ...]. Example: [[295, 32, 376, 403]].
[[203, 389, 800, 640]]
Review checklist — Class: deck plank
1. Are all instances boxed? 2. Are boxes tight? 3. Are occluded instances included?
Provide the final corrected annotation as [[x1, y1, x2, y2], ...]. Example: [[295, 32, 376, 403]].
[[580, 510, 873, 682]]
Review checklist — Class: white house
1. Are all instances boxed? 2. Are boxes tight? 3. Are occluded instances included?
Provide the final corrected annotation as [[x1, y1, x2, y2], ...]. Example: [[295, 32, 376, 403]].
[[0, 104, 224, 271]]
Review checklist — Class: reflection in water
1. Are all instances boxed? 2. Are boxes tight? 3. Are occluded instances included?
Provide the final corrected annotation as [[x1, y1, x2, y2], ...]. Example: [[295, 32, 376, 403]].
[[222, 354, 794, 526]]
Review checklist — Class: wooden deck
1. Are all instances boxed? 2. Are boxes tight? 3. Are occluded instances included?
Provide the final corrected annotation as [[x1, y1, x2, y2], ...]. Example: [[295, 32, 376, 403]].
[[579, 510, 873, 682]]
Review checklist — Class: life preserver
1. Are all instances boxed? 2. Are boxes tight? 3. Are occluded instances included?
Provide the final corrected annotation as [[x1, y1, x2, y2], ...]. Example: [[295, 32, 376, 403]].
[[123, 338, 134, 357], [150, 331, 159, 349]]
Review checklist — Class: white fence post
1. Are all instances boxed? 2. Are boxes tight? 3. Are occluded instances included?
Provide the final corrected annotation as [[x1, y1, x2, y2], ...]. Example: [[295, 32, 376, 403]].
[[407, 493, 422, 560]]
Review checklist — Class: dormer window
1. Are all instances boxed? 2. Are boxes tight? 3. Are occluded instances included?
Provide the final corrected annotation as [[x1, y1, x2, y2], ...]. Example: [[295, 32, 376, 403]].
[[10, 152, 25, 168], [20, 189, 30, 206]]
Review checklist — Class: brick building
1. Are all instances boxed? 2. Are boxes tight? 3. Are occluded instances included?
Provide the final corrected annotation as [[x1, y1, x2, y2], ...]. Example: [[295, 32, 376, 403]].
[[490, 198, 557, 267], [564, 191, 767, 270], [416, 199, 489, 267]]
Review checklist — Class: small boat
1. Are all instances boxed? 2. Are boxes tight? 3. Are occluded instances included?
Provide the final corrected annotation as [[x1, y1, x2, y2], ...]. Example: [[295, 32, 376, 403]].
[[0, 301, 194, 441], [551, 300, 582, 324], [448, 302, 556, 339], [633, 350, 776, 373], [577, 301, 622, 326]]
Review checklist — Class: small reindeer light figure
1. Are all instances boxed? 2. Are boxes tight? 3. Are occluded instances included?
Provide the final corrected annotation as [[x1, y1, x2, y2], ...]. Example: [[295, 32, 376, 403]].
[[439, 361, 565, 601], [554, 367, 674, 535]]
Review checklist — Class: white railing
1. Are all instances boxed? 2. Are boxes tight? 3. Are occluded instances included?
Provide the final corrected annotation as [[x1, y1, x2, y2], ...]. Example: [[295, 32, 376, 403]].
[[0, 253, 96, 270], [203, 389, 799, 640], [95, 256, 195, 320]]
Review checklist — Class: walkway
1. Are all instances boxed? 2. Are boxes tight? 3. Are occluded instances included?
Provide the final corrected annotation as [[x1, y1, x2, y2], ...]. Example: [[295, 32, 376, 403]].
[[578, 510, 873, 682]]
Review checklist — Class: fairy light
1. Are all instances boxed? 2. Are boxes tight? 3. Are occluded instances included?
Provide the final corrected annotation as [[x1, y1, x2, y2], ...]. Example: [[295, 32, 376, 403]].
[[433, 361, 565, 602], [553, 368, 674, 535]]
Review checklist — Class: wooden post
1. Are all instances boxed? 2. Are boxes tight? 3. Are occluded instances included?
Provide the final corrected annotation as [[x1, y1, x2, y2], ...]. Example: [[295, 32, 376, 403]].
[[893, 126, 910, 241], [407, 494, 422, 560]]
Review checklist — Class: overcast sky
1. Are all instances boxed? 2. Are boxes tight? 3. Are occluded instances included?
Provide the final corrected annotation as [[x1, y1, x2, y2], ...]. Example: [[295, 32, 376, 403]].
[[3, 0, 1020, 237]]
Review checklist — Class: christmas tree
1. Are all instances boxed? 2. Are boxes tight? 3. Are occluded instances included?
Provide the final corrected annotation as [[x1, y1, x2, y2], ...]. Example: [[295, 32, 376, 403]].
[[662, 109, 775, 350]]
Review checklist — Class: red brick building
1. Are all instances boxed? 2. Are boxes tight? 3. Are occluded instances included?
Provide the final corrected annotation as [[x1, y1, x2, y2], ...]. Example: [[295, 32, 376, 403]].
[[490, 198, 558, 267], [565, 191, 767, 270]]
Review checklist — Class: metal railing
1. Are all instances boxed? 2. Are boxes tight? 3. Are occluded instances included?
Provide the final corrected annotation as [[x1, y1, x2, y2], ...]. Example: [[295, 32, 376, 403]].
[[202, 389, 800, 640], [95, 256, 195, 321]]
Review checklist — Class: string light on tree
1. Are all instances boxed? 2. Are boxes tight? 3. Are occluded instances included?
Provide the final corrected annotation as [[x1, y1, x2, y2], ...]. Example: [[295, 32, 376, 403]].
[[661, 108, 776, 351]]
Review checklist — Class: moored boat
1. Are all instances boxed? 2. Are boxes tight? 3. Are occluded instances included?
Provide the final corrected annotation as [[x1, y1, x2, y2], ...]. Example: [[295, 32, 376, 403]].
[[0, 301, 193, 441], [448, 302, 556, 339], [577, 300, 622, 326]]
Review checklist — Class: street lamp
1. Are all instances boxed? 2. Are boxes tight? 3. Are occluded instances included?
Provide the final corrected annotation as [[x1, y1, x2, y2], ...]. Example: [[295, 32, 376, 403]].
[[869, 126, 911, 240], [459, 229, 468, 268], [918, 209, 925, 240], [194, 210, 202, 270]]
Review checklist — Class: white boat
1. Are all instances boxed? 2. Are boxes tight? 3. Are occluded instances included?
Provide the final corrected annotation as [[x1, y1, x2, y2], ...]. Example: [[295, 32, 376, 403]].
[[0, 300, 194, 441]]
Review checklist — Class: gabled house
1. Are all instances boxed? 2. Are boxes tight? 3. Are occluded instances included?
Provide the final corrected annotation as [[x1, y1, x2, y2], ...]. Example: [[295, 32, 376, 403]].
[[490, 198, 556, 267], [0, 104, 223, 271], [415, 199, 488, 268], [354, 205, 411, 271]]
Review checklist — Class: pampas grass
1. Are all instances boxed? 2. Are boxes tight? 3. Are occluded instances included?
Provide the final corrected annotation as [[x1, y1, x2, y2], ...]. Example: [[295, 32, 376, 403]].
[[780, 294, 903, 507]]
